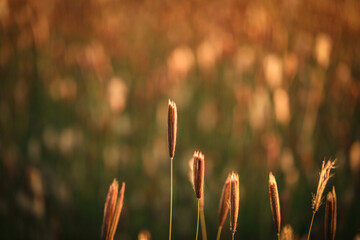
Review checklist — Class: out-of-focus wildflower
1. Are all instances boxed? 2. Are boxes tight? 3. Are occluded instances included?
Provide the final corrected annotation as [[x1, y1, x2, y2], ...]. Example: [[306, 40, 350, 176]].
[[245, 4, 269, 40], [281, 224, 296, 240], [107, 77, 127, 113], [84, 43, 112, 78], [196, 38, 220, 71], [249, 87, 272, 130], [167, 45, 195, 78], [314, 33, 332, 68], [58, 128, 82, 156], [234, 45, 256, 74], [273, 88, 290, 125], [264, 54, 283, 90], [138, 230, 151, 240]]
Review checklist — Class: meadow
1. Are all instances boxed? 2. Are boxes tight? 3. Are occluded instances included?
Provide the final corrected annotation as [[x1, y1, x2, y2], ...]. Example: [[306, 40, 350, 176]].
[[0, 0, 359, 239]]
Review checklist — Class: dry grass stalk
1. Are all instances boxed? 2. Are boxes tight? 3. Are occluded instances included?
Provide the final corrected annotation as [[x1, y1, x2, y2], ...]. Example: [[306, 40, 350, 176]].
[[192, 151, 205, 199], [281, 225, 295, 240], [269, 172, 281, 235], [325, 186, 337, 240], [168, 99, 177, 240], [199, 199, 208, 240], [199, 195, 204, 210], [229, 172, 239, 234], [307, 159, 336, 240], [168, 100, 177, 159], [189, 157, 207, 240], [218, 175, 231, 228], [101, 179, 126, 240], [312, 159, 336, 213]]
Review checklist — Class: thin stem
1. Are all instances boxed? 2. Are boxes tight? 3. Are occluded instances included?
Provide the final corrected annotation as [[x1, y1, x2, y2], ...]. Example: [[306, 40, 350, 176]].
[[216, 226, 222, 240], [200, 208, 207, 240], [169, 157, 173, 240], [232, 233, 235, 240], [277, 233, 280, 240], [307, 211, 316, 240], [195, 200, 200, 240]]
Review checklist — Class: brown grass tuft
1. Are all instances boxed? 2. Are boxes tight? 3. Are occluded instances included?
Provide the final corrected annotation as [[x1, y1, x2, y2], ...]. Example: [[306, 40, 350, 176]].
[[269, 172, 281, 234], [168, 100, 177, 159], [325, 186, 337, 240], [218, 175, 231, 228], [101, 179, 126, 240], [229, 172, 239, 234], [312, 159, 336, 213], [192, 151, 205, 199]]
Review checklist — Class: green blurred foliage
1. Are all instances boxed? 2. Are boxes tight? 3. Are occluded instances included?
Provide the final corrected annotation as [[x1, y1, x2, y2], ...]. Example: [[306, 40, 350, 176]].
[[0, 0, 360, 239]]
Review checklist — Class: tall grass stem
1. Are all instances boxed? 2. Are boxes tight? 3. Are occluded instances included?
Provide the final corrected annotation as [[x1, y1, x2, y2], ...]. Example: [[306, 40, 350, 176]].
[[196, 199, 200, 240], [169, 157, 173, 240], [200, 208, 207, 240], [216, 226, 222, 240], [307, 212, 316, 240]]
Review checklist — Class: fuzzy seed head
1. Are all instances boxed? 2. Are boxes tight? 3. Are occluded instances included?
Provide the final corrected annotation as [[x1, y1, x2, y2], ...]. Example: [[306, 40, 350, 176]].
[[168, 100, 177, 159], [101, 179, 126, 240], [325, 186, 337, 240], [312, 159, 336, 213], [229, 172, 239, 234], [269, 172, 281, 234], [218, 175, 231, 227], [188, 158, 204, 210], [192, 151, 205, 199]]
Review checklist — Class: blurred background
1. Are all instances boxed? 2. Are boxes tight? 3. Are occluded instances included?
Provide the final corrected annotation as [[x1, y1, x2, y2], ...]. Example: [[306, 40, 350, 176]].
[[0, 0, 360, 239]]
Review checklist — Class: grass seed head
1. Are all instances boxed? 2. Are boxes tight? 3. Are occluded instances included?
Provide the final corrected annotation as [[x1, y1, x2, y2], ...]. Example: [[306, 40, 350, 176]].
[[168, 100, 177, 159], [101, 179, 126, 240], [192, 151, 205, 199], [325, 186, 337, 240], [218, 174, 231, 227], [229, 172, 239, 234], [312, 159, 336, 213], [269, 172, 281, 234]]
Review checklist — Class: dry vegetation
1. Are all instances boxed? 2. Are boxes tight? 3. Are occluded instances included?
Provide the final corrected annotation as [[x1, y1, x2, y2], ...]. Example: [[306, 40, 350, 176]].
[[0, 0, 360, 239]]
